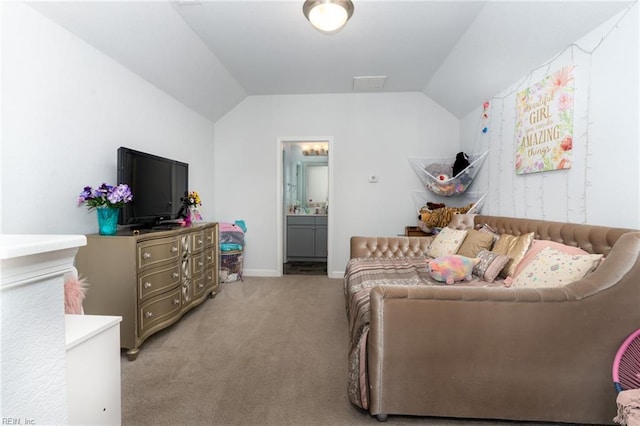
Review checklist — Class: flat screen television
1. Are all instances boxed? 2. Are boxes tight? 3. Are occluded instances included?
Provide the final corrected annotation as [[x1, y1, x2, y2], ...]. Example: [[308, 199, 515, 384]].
[[117, 147, 188, 227]]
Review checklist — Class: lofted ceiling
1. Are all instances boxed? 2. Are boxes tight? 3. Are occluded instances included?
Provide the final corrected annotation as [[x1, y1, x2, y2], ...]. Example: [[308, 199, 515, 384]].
[[29, 0, 632, 123]]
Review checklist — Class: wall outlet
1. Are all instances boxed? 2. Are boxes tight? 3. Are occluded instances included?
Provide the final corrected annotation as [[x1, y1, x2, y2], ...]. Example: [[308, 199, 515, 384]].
[[369, 175, 379, 183]]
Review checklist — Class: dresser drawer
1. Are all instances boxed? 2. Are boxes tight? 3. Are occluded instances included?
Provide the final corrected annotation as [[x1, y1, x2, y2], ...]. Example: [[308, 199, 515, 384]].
[[193, 274, 207, 299], [138, 263, 181, 302], [138, 287, 182, 337], [204, 227, 216, 247], [204, 247, 216, 268], [205, 266, 218, 295], [137, 237, 180, 270], [191, 252, 206, 276], [190, 231, 205, 254]]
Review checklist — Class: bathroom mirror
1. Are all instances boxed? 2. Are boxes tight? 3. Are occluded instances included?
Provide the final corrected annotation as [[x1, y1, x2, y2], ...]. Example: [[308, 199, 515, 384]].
[[299, 162, 328, 206]]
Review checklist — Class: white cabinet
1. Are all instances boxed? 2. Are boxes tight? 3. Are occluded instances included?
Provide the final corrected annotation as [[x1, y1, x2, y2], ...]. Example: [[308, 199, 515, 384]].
[[66, 314, 122, 425]]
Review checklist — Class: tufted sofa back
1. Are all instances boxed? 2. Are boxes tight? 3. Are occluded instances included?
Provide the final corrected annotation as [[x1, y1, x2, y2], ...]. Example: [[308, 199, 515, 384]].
[[350, 214, 636, 259]]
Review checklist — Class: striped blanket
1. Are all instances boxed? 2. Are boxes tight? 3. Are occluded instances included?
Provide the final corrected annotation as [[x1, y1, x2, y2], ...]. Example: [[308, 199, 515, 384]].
[[343, 256, 496, 409], [343, 256, 437, 409]]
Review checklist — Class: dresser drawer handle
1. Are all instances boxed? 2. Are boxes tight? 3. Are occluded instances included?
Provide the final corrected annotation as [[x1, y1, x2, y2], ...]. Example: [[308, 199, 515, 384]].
[[144, 282, 152, 289], [207, 274, 212, 280], [207, 255, 212, 261], [198, 283, 204, 288], [172, 272, 179, 279], [171, 246, 178, 253], [198, 261, 204, 267], [173, 298, 180, 306], [144, 311, 153, 318], [207, 236, 212, 242], [143, 252, 151, 260], [197, 239, 203, 244]]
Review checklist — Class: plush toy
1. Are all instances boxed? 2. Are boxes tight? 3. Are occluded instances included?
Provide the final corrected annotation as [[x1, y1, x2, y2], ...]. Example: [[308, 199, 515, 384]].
[[419, 203, 475, 228], [426, 202, 445, 210], [429, 255, 479, 284], [452, 152, 470, 177]]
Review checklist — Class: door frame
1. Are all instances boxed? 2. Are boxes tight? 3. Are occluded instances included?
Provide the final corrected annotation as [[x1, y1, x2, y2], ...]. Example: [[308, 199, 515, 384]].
[[276, 136, 334, 277]]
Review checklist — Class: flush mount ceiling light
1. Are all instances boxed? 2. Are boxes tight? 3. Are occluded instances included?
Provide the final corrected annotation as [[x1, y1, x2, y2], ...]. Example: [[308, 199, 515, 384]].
[[303, 0, 354, 33]]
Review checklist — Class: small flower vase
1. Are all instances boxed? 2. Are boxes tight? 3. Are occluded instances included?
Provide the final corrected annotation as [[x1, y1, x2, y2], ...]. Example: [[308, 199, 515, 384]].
[[96, 207, 119, 236]]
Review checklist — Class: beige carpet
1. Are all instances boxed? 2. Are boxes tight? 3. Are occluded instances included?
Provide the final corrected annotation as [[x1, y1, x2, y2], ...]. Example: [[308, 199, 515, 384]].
[[120, 276, 550, 426]]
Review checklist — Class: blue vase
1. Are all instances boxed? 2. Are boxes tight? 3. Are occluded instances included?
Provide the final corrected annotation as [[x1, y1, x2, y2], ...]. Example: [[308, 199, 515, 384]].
[[96, 207, 119, 236]]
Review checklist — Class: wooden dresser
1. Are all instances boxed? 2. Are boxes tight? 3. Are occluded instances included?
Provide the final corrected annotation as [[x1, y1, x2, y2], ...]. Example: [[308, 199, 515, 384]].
[[76, 222, 219, 360]]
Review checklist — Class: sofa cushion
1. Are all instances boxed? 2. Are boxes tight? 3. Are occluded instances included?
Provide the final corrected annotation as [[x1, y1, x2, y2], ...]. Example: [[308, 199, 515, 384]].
[[457, 229, 494, 258], [472, 249, 510, 283], [426, 227, 468, 258], [491, 232, 535, 277], [511, 246, 603, 288], [429, 255, 479, 284], [513, 239, 590, 279]]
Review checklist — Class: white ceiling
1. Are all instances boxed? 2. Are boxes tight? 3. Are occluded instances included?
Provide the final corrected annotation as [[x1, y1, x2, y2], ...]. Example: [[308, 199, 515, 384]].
[[29, 1, 632, 123]]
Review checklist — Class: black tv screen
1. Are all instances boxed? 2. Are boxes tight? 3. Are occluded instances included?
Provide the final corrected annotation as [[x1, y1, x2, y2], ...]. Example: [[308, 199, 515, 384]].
[[117, 147, 188, 226]]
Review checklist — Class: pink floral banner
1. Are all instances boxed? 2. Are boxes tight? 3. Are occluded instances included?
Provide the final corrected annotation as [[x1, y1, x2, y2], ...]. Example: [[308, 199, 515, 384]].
[[515, 66, 574, 174]]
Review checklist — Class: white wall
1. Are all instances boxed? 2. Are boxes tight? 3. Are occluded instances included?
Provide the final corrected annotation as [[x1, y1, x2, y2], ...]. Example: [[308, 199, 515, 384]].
[[214, 92, 459, 277], [1, 2, 216, 235], [460, 3, 639, 228]]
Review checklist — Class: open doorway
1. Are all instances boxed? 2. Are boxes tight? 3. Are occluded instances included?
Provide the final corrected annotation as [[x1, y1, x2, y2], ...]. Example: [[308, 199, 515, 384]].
[[277, 138, 332, 277]]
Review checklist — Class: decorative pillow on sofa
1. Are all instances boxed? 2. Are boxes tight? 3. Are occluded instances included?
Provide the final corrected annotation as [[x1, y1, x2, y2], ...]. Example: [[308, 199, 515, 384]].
[[457, 229, 494, 258], [512, 239, 590, 279], [472, 249, 510, 283], [511, 246, 603, 288], [426, 227, 468, 259], [429, 255, 479, 285], [491, 232, 535, 278]]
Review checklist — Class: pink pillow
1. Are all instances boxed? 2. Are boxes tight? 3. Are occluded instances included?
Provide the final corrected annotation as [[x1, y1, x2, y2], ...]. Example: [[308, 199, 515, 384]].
[[513, 239, 589, 279]]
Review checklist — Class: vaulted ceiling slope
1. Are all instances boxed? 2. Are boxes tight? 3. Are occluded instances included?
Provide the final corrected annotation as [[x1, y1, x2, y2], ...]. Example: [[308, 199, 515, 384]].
[[29, 1, 632, 123]]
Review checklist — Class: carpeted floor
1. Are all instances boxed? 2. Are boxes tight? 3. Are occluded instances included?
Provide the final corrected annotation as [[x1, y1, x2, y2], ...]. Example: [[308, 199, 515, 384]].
[[120, 276, 552, 426], [283, 261, 327, 275]]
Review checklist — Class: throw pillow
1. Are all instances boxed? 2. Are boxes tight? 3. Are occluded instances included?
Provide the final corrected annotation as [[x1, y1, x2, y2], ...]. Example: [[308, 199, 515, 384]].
[[491, 232, 535, 278], [472, 249, 511, 283], [429, 255, 479, 285], [511, 246, 603, 288], [426, 227, 468, 259], [512, 239, 590, 279], [457, 229, 494, 258]]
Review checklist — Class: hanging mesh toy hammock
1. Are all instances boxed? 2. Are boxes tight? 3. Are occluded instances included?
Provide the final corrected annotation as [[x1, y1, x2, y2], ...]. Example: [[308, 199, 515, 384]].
[[412, 191, 487, 215], [409, 152, 488, 196]]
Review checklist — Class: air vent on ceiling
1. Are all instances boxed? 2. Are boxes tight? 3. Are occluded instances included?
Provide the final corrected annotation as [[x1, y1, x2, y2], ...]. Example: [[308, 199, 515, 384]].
[[352, 76, 387, 92], [174, 0, 202, 5]]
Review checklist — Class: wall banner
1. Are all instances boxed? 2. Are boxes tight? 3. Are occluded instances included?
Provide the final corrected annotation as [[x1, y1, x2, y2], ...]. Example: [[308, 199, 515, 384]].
[[515, 66, 574, 175]]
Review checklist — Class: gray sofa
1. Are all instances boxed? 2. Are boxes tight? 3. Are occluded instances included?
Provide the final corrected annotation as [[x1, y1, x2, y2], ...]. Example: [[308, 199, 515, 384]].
[[346, 215, 640, 424]]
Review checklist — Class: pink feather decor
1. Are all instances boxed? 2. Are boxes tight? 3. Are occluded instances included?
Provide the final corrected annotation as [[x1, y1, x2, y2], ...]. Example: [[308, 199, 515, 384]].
[[64, 275, 88, 315]]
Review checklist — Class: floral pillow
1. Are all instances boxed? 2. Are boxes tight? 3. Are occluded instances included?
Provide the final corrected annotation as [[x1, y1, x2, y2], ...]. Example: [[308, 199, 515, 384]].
[[511, 246, 603, 288], [472, 249, 510, 283], [512, 239, 590, 278], [429, 255, 479, 285], [426, 227, 468, 259]]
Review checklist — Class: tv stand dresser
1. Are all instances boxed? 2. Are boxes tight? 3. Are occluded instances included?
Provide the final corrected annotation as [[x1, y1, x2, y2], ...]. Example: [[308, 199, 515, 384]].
[[76, 222, 219, 361]]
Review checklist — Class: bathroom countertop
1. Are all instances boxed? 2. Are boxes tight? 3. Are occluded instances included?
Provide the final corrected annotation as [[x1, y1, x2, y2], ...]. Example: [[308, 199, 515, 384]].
[[286, 213, 328, 217]]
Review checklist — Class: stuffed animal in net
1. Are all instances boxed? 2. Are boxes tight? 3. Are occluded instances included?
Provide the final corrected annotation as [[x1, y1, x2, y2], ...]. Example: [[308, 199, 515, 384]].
[[419, 203, 475, 228], [452, 152, 470, 177]]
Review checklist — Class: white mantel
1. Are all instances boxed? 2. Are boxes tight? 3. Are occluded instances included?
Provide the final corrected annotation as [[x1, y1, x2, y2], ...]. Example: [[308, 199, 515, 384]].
[[1, 234, 86, 425]]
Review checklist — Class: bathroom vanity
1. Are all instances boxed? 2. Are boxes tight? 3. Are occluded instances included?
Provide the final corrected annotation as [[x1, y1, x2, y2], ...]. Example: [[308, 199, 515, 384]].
[[286, 215, 327, 261]]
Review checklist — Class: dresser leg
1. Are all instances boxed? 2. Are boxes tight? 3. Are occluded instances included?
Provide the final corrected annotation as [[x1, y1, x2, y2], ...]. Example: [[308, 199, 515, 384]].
[[126, 348, 139, 361]]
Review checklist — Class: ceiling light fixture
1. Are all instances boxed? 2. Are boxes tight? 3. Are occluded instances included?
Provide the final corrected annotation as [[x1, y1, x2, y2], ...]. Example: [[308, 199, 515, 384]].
[[303, 0, 354, 33]]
